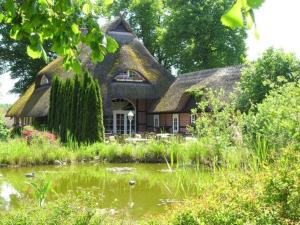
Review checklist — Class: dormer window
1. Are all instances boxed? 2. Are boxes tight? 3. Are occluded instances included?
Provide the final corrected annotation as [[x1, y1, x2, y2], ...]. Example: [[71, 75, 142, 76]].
[[114, 70, 146, 82], [40, 75, 49, 86]]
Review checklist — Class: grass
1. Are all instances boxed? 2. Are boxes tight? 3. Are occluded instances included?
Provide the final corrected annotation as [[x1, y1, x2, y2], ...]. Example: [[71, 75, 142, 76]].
[[0, 139, 72, 166], [0, 138, 253, 168]]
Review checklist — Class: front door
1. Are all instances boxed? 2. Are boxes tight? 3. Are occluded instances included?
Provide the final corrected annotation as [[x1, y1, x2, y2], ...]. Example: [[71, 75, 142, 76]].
[[113, 110, 135, 134], [115, 113, 125, 134]]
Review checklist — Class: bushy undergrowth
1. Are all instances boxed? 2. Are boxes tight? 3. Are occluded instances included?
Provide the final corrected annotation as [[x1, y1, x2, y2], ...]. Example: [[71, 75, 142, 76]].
[[244, 82, 300, 150], [189, 81, 300, 167], [156, 148, 300, 225], [0, 199, 127, 225]]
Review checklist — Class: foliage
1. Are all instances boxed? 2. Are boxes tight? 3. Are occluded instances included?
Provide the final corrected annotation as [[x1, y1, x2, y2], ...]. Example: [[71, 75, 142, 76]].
[[108, 0, 172, 69], [163, 0, 246, 73], [0, 112, 9, 140], [0, 24, 54, 93], [0, 103, 11, 113], [48, 71, 104, 144], [237, 48, 300, 112], [158, 148, 299, 225], [243, 82, 300, 151], [264, 149, 300, 222], [21, 126, 57, 145], [0, 0, 118, 73], [221, 0, 265, 36], [28, 177, 54, 208], [0, 198, 122, 225], [190, 88, 247, 168], [108, 0, 247, 73]]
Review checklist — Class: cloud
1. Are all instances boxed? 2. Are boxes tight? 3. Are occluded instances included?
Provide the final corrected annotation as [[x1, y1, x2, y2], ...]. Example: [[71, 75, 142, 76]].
[[0, 73, 19, 104]]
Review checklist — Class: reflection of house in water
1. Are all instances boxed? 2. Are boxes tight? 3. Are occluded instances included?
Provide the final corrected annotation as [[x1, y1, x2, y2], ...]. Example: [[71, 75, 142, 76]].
[[0, 182, 21, 210], [6, 17, 241, 135]]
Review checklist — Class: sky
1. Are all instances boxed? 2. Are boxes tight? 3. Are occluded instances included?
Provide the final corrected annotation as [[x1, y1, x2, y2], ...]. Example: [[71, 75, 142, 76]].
[[1, 0, 300, 104]]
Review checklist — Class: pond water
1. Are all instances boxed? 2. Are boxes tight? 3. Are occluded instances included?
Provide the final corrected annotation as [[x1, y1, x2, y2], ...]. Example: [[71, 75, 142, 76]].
[[0, 163, 212, 219]]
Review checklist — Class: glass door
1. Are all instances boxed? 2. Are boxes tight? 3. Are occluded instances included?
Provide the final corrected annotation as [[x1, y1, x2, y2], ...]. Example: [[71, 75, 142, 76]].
[[116, 113, 125, 134], [113, 110, 136, 134]]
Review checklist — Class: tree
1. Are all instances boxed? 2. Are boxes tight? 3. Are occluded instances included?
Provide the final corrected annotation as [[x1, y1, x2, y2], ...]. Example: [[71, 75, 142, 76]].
[[164, 0, 247, 73], [0, 24, 54, 94], [48, 76, 58, 131], [108, 0, 172, 69], [108, 0, 247, 73], [0, 0, 118, 74], [48, 71, 104, 144], [236, 48, 300, 112]]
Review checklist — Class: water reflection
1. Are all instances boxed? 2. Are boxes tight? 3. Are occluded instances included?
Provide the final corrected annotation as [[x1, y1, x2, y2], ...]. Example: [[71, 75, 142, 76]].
[[0, 182, 21, 210], [0, 164, 212, 218]]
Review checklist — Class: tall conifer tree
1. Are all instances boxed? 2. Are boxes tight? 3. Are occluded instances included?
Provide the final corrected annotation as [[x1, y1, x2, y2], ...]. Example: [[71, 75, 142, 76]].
[[48, 71, 105, 144]]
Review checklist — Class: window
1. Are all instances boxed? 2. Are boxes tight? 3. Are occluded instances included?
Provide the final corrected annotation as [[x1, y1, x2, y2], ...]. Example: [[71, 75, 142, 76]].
[[153, 115, 159, 128], [114, 70, 146, 82], [172, 114, 179, 133], [40, 75, 49, 86], [104, 115, 113, 134], [190, 114, 196, 124]]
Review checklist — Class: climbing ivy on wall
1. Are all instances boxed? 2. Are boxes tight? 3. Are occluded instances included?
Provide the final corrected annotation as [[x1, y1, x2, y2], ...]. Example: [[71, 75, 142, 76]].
[[48, 72, 104, 144]]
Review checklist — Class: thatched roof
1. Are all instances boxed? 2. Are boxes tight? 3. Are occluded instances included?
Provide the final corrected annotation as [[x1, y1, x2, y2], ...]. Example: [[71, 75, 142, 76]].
[[96, 30, 175, 113], [6, 84, 50, 117], [7, 17, 174, 117], [152, 66, 242, 113]]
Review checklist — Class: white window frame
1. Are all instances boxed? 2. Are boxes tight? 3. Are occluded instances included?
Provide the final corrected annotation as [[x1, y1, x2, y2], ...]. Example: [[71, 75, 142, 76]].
[[190, 114, 196, 124], [172, 114, 179, 133], [153, 114, 160, 128], [113, 110, 136, 134], [114, 70, 145, 82]]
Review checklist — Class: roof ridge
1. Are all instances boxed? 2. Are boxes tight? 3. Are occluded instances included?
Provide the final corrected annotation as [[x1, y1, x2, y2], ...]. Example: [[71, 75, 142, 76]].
[[179, 65, 243, 77]]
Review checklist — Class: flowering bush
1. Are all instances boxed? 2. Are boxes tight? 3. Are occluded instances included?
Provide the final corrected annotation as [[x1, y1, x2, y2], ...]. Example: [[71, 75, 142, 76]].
[[22, 127, 56, 145]]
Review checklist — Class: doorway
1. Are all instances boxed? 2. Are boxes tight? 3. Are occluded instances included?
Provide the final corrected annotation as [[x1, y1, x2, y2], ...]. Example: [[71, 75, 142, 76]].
[[111, 99, 136, 134]]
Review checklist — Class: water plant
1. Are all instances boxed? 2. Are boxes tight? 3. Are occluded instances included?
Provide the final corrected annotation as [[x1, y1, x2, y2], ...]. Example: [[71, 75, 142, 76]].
[[27, 177, 54, 208]]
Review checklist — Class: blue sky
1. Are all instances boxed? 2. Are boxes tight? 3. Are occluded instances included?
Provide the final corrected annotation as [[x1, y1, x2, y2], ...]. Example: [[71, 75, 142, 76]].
[[1, 0, 299, 104]]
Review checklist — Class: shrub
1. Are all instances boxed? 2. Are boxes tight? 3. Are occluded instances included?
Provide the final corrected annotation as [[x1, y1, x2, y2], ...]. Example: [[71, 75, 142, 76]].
[[158, 148, 299, 225], [0, 112, 9, 140], [237, 48, 300, 112], [10, 125, 22, 138], [192, 89, 242, 147], [172, 211, 199, 225], [191, 89, 248, 167], [264, 148, 300, 222], [243, 82, 300, 150], [22, 126, 57, 145]]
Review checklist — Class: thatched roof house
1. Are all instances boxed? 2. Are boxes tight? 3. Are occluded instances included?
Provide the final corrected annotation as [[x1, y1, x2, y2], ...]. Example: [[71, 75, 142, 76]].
[[7, 17, 242, 134]]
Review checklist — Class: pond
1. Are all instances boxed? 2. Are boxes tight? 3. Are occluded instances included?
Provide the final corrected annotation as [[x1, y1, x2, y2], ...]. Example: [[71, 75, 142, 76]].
[[0, 163, 212, 220]]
